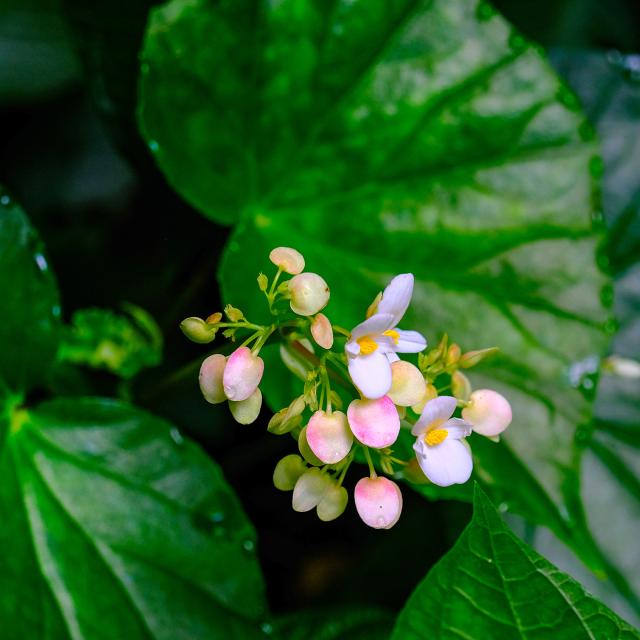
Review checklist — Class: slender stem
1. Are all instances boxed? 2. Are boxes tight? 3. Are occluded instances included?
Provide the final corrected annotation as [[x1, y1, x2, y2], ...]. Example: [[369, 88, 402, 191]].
[[289, 340, 352, 391], [362, 445, 377, 479], [332, 325, 351, 338]]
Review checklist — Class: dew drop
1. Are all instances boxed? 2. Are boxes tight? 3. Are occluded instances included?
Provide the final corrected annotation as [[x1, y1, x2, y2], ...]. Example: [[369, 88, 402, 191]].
[[34, 253, 48, 272], [243, 539, 255, 553], [0, 194, 10, 206], [209, 511, 225, 523], [261, 622, 274, 635], [170, 427, 185, 446], [52, 304, 62, 318], [149, 140, 159, 153], [498, 502, 509, 513], [475, 1, 496, 21], [375, 515, 387, 527]]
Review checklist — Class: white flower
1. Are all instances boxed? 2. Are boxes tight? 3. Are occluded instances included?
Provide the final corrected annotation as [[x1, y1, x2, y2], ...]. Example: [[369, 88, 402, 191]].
[[345, 274, 426, 399], [412, 396, 473, 487]]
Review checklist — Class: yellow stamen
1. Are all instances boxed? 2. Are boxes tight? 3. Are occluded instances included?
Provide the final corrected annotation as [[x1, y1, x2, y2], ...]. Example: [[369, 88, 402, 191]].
[[357, 336, 379, 355], [425, 429, 448, 446], [383, 329, 400, 345]]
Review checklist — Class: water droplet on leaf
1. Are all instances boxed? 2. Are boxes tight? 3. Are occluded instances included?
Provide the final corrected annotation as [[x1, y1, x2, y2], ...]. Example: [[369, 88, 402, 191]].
[[243, 539, 255, 553], [170, 427, 185, 446]]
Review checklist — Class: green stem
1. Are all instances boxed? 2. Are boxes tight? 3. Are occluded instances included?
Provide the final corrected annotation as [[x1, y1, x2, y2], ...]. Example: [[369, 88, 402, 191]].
[[362, 446, 377, 479]]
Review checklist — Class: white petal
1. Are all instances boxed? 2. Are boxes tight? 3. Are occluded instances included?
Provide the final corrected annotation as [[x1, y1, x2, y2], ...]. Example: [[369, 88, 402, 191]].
[[350, 313, 395, 340], [386, 352, 400, 363], [348, 351, 392, 399], [345, 340, 360, 356], [412, 396, 457, 435], [442, 418, 473, 440], [378, 274, 414, 326], [393, 328, 427, 353], [414, 438, 472, 487]]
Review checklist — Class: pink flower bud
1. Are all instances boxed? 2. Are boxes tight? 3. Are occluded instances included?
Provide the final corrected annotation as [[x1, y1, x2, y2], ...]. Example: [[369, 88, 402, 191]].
[[222, 346, 264, 401], [347, 396, 400, 448], [269, 247, 305, 275], [288, 273, 330, 316], [388, 361, 426, 407], [228, 388, 262, 424], [292, 468, 330, 512], [306, 410, 353, 464], [311, 313, 334, 349], [198, 354, 227, 404], [462, 389, 512, 437], [354, 476, 403, 529]]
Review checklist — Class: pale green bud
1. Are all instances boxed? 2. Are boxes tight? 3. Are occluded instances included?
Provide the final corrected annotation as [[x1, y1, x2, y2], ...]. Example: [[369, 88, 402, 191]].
[[228, 388, 262, 425], [452, 370, 472, 402], [288, 273, 330, 316], [273, 454, 306, 491], [298, 425, 323, 466], [224, 304, 244, 322], [292, 468, 330, 512], [257, 273, 268, 291], [459, 347, 499, 369], [180, 317, 217, 344], [317, 484, 348, 522]]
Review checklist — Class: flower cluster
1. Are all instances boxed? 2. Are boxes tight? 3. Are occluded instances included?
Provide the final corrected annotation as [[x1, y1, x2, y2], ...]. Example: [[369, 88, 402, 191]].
[[182, 248, 512, 529]]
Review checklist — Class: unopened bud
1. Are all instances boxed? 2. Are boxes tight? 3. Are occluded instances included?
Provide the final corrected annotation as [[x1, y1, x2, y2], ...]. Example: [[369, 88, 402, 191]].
[[257, 273, 268, 291], [205, 312, 222, 324], [269, 246, 305, 275], [273, 454, 306, 491], [180, 317, 217, 344], [462, 389, 512, 437], [292, 468, 330, 512], [388, 361, 426, 407], [268, 396, 306, 435], [347, 397, 400, 449], [354, 477, 403, 529], [229, 388, 262, 424], [311, 313, 334, 349], [459, 347, 499, 369], [446, 343, 461, 365], [199, 354, 227, 404], [223, 346, 264, 401], [317, 485, 348, 522], [288, 273, 330, 316], [411, 383, 438, 414], [452, 370, 472, 402], [298, 425, 323, 465], [224, 304, 244, 322], [306, 410, 353, 464]]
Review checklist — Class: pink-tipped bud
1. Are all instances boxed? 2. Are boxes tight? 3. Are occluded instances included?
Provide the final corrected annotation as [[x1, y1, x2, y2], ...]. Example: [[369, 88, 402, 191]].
[[311, 313, 334, 349], [199, 354, 227, 404], [222, 346, 264, 401], [347, 396, 400, 449], [228, 388, 262, 424], [292, 468, 330, 512], [288, 273, 330, 316], [273, 454, 307, 491], [354, 477, 403, 529], [317, 485, 348, 522], [269, 247, 305, 275], [462, 389, 512, 437], [388, 361, 426, 407], [306, 410, 353, 464]]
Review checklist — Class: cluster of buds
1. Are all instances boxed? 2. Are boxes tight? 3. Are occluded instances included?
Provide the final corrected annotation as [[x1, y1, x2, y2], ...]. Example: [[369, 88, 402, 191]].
[[182, 248, 512, 529]]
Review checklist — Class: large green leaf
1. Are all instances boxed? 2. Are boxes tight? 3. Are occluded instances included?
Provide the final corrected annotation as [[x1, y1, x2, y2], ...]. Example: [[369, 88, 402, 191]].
[[0, 188, 61, 394], [391, 486, 639, 640], [139, 0, 609, 567], [0, 397, 268, 639]]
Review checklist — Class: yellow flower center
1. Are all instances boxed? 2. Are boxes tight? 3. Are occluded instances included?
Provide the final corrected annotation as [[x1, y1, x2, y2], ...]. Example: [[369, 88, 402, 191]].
[[383, 329, 400, 344], [425, 429, 448, 446], [357, 336, 379, 355]]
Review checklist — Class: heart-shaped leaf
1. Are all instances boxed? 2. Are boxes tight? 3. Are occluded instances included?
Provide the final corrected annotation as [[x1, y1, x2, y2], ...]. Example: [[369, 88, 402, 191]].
[[391, 485, 639, 640], [0, 397, 268, 638]]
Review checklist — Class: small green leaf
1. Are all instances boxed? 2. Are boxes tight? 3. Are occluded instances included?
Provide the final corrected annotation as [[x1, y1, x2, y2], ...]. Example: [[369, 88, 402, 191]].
[[0, 398, 268, 638], [391, 485, 640, 640], [59, 305, 163, 379], [0, 189, 61, 394]]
